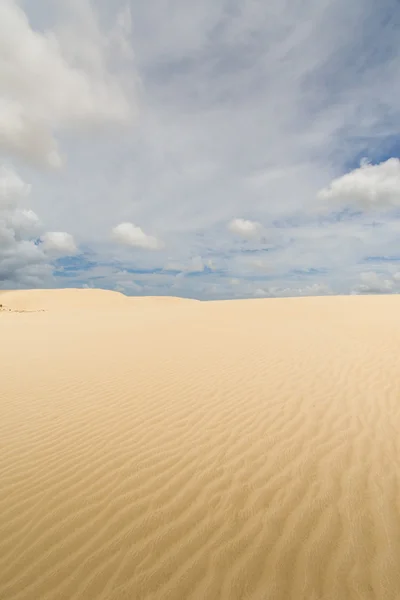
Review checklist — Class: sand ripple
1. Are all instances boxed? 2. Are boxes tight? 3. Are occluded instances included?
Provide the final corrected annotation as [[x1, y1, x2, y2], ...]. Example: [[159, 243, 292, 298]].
[[1, 291, 400, 599]]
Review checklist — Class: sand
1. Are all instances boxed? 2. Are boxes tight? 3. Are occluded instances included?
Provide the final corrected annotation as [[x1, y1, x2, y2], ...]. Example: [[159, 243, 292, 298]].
[[1, 289, 400, 600]]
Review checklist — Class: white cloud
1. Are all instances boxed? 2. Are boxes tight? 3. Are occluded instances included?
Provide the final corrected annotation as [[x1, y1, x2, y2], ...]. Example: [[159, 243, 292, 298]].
[[393, 272, 400, 283], [0, 0, 135, 167], [318, 159, 400, 210], [254, 288, 267, 297], [164, 255, 213, 273], [0, 165, 77, 288], [3, 1, 400, 298], [163, 260, 184, 272], [10, 209, 41, 238], [233, 255, 273, 274], [187, 255, 209, 273], [40, 231, 78, 256], [111, 222, 163, 250], [0, 165, 31, 208], [108, 4, 134, 61], [114, 269, 143, 294], [228, 218, 262, 239], [353, 271, 396, 294], [248, 282, 332, 299], [260, 283, 332, 298]]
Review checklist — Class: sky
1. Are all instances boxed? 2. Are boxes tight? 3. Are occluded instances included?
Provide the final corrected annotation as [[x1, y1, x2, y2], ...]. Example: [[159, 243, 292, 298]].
[[1, 0, 400, 299]]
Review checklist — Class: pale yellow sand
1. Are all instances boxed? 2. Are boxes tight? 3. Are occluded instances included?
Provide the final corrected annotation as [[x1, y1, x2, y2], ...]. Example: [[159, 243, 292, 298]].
[[1, 289, 400, 600]]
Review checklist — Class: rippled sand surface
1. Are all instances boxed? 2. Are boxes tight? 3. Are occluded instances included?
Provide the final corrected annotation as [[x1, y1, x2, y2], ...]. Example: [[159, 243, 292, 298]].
[[1, 289, 400, 600]]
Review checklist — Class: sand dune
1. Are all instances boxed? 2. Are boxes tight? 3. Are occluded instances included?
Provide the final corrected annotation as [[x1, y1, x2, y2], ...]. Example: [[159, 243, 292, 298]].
[[1, 289, 400, 599], [0, 289, 199, 312]]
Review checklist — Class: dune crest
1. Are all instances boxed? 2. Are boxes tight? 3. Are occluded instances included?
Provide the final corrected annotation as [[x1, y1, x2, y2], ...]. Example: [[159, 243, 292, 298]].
[[1, 292, 400, 599], [0, 289, 197, 312]]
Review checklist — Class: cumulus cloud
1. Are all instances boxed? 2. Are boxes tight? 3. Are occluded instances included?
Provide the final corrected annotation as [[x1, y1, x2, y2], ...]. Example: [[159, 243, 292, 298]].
[[233, 255, 273, 274], [111, 222, 163, 250], [0, 165, 77, 288], [318, 159, 400, 210], [255, 282, 332, 298], [228, 218, 262, 239], [0, 0, 135, 167], [9, 209, 41, 237], [186, 256, 209, 273], [353, 271, 396, 294], [254, 288, 268, 297], [40, 232, 78, 256], [0, 164, 31, 206], [164, 255, 214, 274]]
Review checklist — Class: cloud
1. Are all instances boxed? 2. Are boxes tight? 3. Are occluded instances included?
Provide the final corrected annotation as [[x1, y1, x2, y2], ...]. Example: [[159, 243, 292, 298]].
[[164, 255, 214, 274], [0, 164, 77, 288], [254, 288, 268, 297], [233, 255, 273, 274], [228, 218, 262, 239], [254, 282, 332, 298], [0, 0, 135, 168], [40, 232, 78, 256], [317, 158, 400, 210], [111, 222, 163, 250], [3, 1, 400, 299], [353, 271, 396, 294]]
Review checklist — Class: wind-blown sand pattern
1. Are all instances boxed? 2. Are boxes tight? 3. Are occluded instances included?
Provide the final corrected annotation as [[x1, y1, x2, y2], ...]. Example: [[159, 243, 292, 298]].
[[1, 289, 400, 600]]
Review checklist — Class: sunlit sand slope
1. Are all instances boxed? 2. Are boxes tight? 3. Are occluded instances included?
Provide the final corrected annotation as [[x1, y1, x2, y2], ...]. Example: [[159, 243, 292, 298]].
[[1, 290, 400, 600]]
